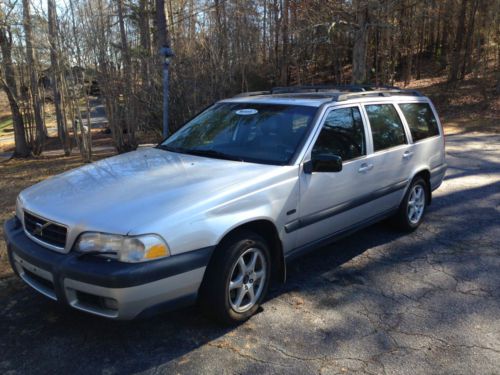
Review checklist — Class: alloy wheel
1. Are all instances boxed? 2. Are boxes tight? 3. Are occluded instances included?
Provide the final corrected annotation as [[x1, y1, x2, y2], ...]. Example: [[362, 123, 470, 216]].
[[407, 184, 425, 224], [228, 247, 267, 313]]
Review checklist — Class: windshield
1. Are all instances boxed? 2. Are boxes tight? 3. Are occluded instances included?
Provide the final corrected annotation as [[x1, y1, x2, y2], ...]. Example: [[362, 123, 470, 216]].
[[160, 103, 318, 165]]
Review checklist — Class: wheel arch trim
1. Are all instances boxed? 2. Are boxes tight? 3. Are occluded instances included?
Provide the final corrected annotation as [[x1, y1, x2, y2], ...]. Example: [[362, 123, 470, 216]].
[[407, 168, 432, 205], [210, 218, 286, 284]]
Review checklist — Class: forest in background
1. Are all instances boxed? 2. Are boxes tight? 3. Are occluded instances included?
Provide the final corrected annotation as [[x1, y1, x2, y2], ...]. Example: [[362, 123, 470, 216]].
[[0, 0, 499, 160]]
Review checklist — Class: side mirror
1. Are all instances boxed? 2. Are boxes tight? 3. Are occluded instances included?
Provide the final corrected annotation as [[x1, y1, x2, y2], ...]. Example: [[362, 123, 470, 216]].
[[304, 154, 343, 173]]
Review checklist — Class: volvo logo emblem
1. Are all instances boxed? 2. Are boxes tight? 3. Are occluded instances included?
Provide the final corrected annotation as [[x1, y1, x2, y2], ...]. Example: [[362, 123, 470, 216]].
[[33, 222, 50, 237]]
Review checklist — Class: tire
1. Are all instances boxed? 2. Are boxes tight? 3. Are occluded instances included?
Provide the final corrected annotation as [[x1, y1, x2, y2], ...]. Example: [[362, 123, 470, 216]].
[[199, 231, 271, 325], [393, 177, 428, 231]]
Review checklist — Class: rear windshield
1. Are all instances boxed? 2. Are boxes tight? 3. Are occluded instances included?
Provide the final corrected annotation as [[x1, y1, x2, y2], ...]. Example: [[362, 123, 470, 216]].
[[161, 103, 318, 165]]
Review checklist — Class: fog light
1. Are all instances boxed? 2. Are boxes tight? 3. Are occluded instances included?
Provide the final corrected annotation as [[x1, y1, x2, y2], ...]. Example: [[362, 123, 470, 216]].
[[103, 297, 118, 310]]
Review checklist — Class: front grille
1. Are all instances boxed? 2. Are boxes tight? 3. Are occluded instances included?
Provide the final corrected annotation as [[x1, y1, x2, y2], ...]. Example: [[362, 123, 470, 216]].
[[24, 211, 67, 248]]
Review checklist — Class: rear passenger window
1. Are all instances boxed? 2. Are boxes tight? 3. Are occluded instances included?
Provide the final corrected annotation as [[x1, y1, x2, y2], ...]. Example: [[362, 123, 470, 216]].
[[399, 103, 439, 141], [312, 107, 365, 161], [365, 104, 407, 151]]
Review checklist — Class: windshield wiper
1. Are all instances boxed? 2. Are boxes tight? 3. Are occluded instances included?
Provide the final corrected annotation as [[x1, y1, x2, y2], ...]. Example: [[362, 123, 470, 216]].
[[157, 144, 184, 153], [183, 149, 244, 162], [157, 144, 243, 162]]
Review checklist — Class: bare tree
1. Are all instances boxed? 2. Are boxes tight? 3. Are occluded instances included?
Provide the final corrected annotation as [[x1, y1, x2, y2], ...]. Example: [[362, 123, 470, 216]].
[[0, 12, 30, 157], [48, 0, 70, 155], [281, 0, 290, 85], [117, 0, 136, 148], [138, 0, 151, 87], [67, 0, 92, 162], [2, 0, 499, 159], [22, 0, 45, 155], [461, 0, 479, 77], [449, 0, 469, 81], [352, 0, 369, 84]]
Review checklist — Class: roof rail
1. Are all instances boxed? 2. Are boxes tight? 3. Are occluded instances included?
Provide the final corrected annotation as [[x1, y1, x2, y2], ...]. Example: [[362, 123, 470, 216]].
[[232, 85, 422, 100], [233, 90, 271, 98], [270, 85, 367, 94], [270, 84, 406, 94], [337, 89, 423, 101], [360, 84, 402, 91]]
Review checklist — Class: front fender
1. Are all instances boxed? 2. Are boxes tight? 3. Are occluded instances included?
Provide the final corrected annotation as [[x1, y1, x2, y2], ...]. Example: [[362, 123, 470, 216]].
[[129, 167, 300, 256]]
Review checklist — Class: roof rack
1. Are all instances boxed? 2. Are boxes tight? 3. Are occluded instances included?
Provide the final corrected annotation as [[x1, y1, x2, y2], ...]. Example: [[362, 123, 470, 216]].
[[270, 84, 406, 94], [337, 89, 423, 101], [361, 84, 404, 91], [233, 90, 271, 98], [270, 85, 366, 94], [232, 85, 422, 100]]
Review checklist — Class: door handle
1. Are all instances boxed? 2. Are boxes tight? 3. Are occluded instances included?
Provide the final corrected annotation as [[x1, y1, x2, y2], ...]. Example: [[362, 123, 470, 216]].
[[402, 151, 414, 159], [358, 163, 374, 173]]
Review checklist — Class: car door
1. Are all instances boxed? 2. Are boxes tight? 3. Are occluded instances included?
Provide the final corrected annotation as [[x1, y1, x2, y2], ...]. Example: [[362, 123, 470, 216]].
[[361, 102, 414, 208], [291, 104, 379, 249]]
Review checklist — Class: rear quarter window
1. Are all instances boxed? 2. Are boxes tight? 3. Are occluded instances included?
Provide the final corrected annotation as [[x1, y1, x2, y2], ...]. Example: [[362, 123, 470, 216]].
[[399, 103, 440, 142]]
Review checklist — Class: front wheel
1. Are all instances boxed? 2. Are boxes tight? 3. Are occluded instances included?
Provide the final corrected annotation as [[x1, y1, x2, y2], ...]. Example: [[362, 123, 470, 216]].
[[199, 231, 271, 325], [394, 177, 428, 231]]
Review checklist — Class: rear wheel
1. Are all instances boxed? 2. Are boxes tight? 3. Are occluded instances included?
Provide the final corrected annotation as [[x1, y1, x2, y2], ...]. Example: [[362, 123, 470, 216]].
[[394, 177, 428, 231], [199, 231, 271, 325]]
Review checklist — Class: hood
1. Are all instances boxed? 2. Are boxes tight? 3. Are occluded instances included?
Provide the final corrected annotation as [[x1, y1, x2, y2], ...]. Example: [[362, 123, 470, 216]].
[[19, 147, 279, 235]]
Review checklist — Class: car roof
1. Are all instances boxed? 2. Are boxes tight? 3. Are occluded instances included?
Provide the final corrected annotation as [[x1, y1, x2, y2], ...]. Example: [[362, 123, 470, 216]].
[[222, 86, 427, 108]]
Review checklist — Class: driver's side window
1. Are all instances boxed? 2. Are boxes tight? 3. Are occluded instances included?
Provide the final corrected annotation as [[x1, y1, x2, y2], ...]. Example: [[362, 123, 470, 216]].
[[312, 107, 366, 161]]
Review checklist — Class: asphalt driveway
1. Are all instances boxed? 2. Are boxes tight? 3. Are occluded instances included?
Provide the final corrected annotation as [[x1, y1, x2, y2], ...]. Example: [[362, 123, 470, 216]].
[[0, 132, 499, 374]]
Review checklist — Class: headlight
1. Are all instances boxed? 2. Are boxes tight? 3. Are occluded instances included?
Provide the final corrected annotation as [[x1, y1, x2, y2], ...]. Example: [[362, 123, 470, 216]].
[[75, 233, 170, 263]]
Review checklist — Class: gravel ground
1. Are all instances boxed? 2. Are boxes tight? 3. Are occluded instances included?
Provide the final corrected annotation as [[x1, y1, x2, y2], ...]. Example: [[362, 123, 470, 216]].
[[0, 132, 499, 375]]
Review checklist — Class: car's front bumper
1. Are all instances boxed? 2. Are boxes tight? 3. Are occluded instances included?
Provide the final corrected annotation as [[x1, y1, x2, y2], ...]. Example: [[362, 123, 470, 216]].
[[3, 217, 213, 320]]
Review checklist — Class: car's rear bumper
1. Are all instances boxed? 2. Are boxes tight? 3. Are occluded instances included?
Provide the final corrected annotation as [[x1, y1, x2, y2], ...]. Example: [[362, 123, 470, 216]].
[[3, 217, 213, 320], [430, 163, 447, 191]]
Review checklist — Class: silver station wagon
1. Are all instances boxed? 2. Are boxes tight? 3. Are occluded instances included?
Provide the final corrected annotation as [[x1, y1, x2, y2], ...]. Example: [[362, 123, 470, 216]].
[[4, 86, 447, 324]]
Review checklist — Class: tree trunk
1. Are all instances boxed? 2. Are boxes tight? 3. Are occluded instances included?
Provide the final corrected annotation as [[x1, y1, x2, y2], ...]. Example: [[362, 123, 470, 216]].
[[214, 0, 228, 98], [439, 0, 452, 70], [22, 0, 45, 154], [352, 1, 369, 84], [281, 0, 289, 85], [461, 0, 479, 77], [166, 0, 175, 39], [273, 0, 280, 83], [400, 0, 414, 86], [156, 0, 168, 51], [48, 0, 70, 156], [138, 0, 151, 87], [449, 0, 468, 81], [117, 0, 136, 149], [262, 0, 267, 63], [68, 0, 91, 162], [0, 23, 30, 157], [188, 0, 195, 41], [416, 6, 426, 80], [155, 0, 172, 137]]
